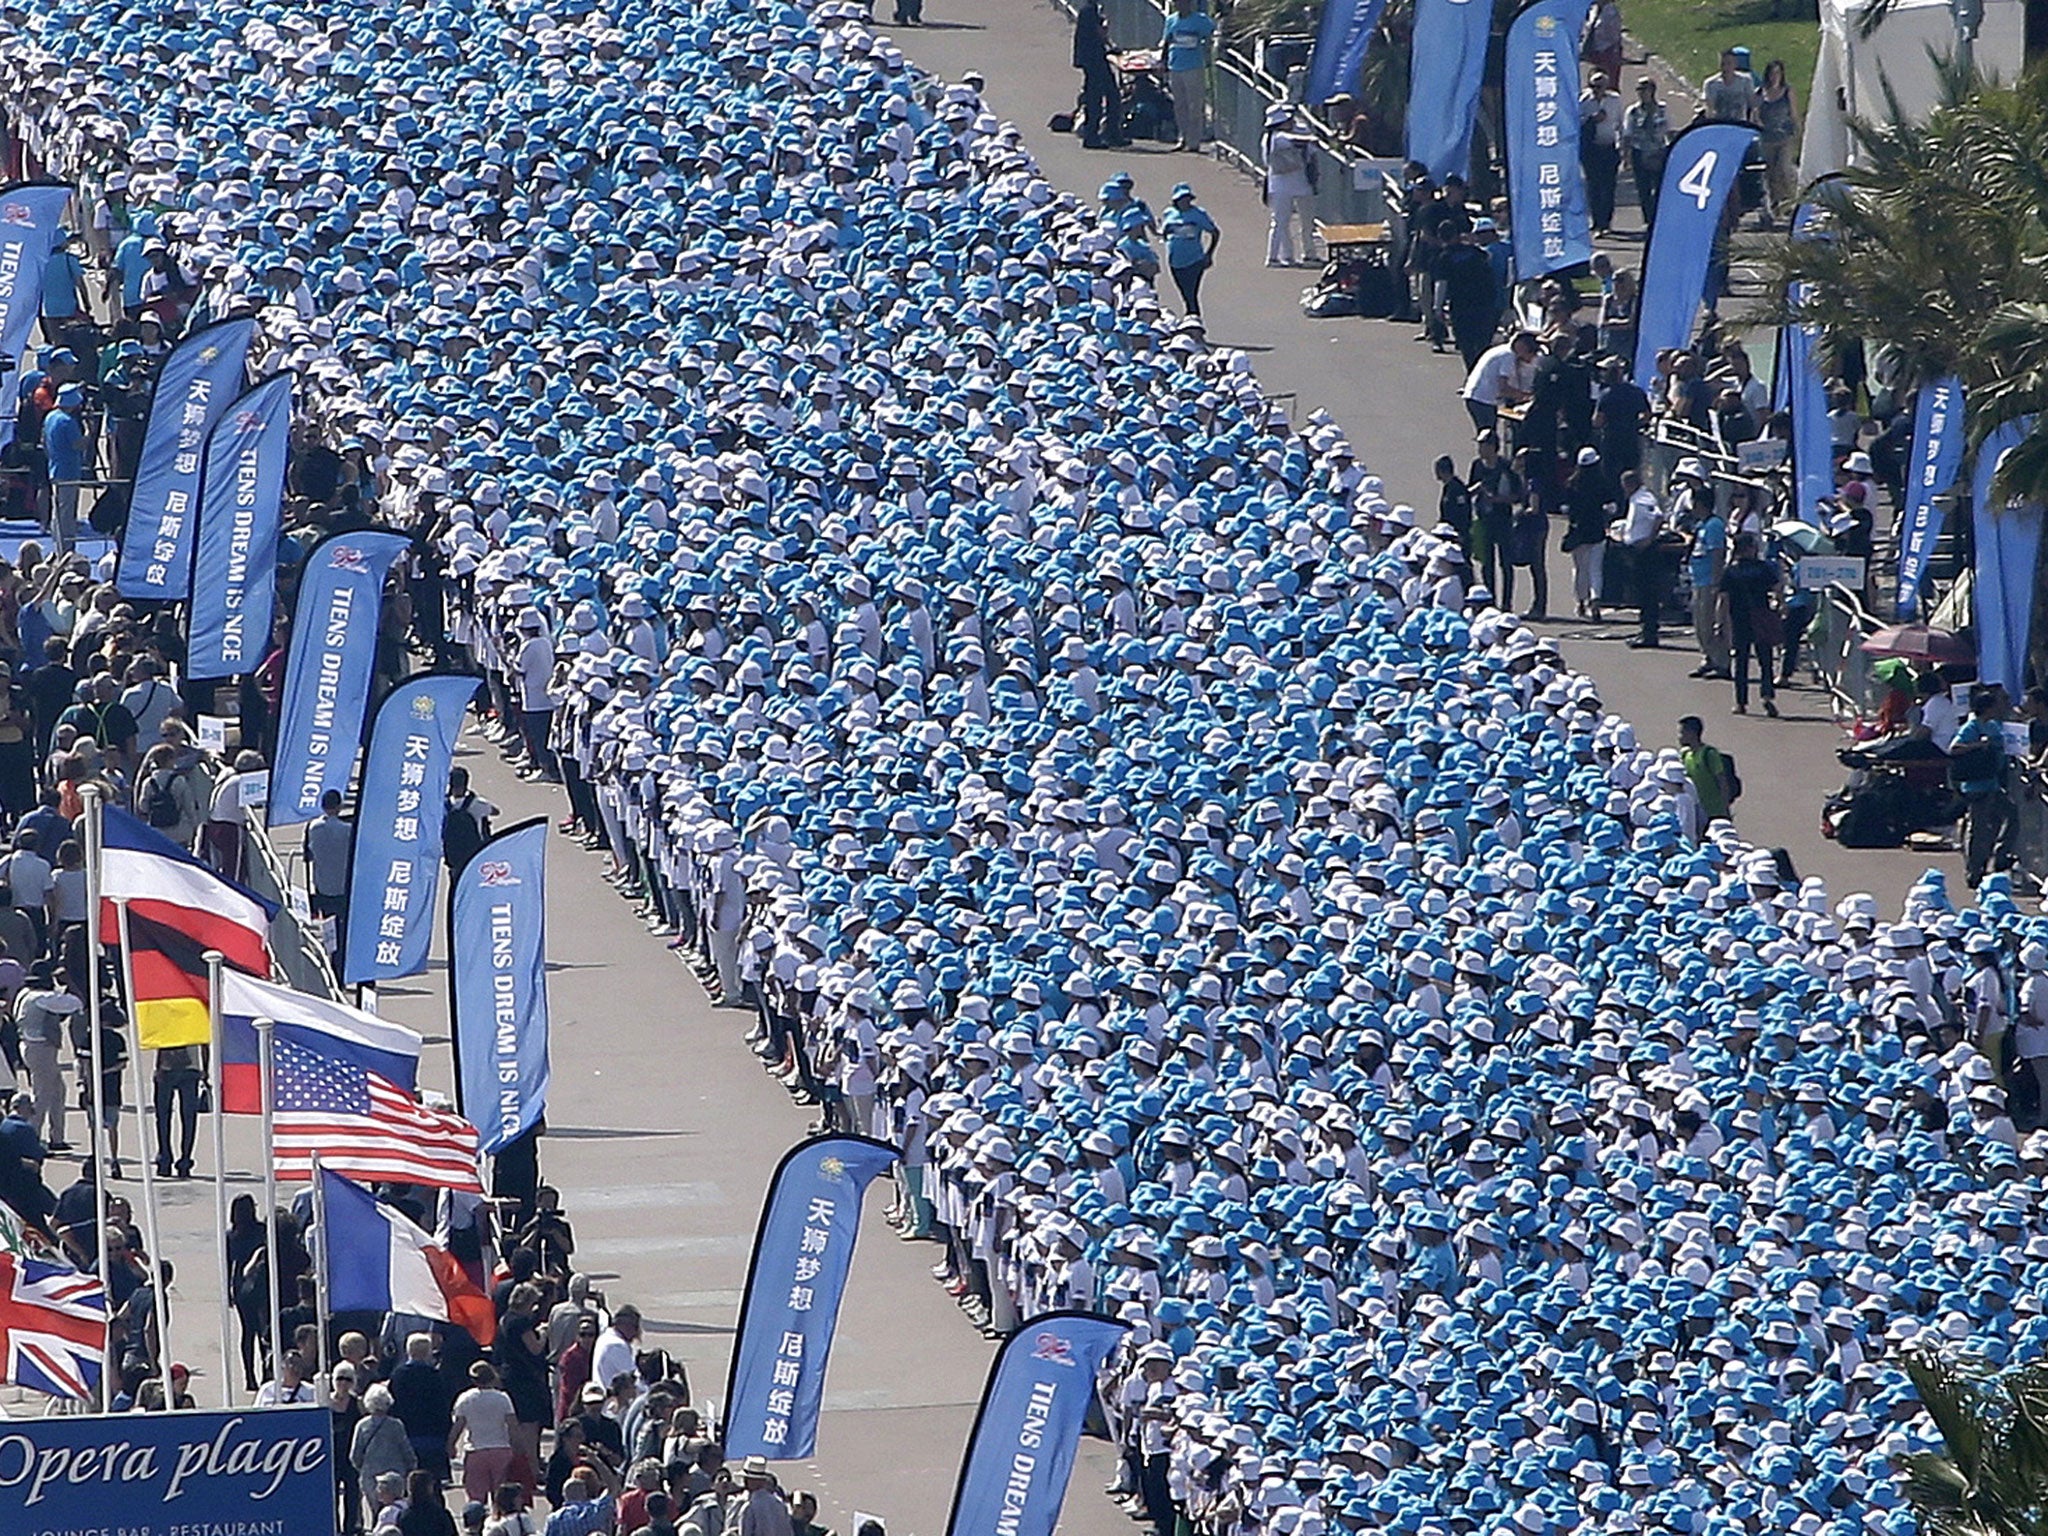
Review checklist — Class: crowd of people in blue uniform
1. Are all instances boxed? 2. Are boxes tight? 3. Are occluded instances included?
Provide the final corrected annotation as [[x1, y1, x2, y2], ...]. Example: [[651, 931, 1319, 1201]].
[[9, 0, 2048, 1533]]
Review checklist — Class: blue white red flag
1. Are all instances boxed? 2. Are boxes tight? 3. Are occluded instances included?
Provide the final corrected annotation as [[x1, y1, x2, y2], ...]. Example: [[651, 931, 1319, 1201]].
[[0, 1252, 106, 1401], [318, 1169, 494, 1345]]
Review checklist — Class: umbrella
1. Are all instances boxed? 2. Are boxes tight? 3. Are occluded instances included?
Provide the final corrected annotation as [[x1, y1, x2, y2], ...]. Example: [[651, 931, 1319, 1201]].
[[1768, 520, 1836, 557], [1859, 623, 1975, 664]]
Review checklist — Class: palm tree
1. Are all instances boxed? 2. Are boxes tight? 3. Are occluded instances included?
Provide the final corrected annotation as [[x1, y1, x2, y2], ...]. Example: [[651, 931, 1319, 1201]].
[[1897, 1350, 2048, 1536], [1763, 62, 2048, 506]]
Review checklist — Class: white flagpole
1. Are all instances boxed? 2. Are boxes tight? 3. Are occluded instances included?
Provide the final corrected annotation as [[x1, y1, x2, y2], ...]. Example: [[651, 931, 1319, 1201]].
[[81, 782, 111, 1412], [255, 1014, 285, 1398], [205, 949, 233, 1409], [113, 898, 174, 1400], [309, 1151, 331, 1404]]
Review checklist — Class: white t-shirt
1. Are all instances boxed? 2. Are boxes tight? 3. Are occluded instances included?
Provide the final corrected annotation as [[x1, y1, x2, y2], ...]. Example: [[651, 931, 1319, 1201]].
[[1464, 345, 1529, 407], [591, 1328, 638, 1398], [516, 635, 556, 711], [1921, 691, 1966, 752], [120, 680, 178, 748], [452, 1386, 517, 1451], [0, 849, 52, 907]]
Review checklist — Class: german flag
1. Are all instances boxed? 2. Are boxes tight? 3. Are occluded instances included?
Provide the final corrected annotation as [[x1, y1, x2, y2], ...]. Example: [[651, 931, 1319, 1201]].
[[98, 806, 274, 1048]]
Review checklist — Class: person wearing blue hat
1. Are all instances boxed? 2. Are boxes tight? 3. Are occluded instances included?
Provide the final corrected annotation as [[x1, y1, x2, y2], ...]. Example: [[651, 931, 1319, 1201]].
[[1161, 183, 1219, 320]]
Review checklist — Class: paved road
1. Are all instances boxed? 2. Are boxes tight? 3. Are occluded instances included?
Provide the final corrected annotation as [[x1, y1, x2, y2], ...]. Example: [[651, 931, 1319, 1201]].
[[891, 0, 1964, 910], [0, 10, 1961, 1528], [372, 743, 1133, 1536], [0, 732, 1128, 1536]]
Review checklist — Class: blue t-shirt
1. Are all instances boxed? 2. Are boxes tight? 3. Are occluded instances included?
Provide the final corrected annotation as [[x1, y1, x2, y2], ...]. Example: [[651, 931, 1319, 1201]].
[[42, 407, 83, 482], [114, 234, 151, 308], [1951, 716, 2006, 795], [1688, 513, 1726, 589], [1162, 206, 1218, 268], [41, 250, 84, 320], [1161, 10, 1215, 71]]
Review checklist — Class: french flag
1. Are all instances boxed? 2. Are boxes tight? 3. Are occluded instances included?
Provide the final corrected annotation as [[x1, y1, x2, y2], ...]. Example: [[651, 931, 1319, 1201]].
[[319, 1169, 494, 1345], [217, 970, 421, 1116]]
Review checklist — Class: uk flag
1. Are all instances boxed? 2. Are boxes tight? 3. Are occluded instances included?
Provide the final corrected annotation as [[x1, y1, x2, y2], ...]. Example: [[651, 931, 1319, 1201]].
[[0, 1253, 106, 1401]]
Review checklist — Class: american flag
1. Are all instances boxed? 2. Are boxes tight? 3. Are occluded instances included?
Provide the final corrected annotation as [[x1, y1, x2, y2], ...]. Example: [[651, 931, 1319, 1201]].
[[273, 1033, 483, 1191], [0, 1253, 106, 1401]]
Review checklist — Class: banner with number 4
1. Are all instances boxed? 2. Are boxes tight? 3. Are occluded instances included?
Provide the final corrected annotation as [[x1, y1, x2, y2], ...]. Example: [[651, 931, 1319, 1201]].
[[1632, 121, 1757, 388]]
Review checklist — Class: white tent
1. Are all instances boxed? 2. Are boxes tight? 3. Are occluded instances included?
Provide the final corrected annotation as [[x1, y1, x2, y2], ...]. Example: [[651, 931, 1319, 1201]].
[[1800, 0, 2027, 181]]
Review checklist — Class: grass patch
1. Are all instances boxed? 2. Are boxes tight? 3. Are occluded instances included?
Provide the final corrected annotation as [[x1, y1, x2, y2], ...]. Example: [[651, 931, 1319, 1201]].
[[1619, 0, 1822, 99]]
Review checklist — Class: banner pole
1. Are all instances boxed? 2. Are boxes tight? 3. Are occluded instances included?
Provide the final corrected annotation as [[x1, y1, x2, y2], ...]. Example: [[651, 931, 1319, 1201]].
[[309, 1152, 330, 1401], [81, 782, 111, 1411], [205, 948, 233, 1409], [115, 897, 175, 1399], [255, 1015, 285, 1397]]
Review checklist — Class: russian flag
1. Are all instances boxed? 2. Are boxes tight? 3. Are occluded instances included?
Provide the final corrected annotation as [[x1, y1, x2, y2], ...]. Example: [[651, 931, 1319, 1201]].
[[217, 970, 422, 1117], [319, 1169, 494, 1345]]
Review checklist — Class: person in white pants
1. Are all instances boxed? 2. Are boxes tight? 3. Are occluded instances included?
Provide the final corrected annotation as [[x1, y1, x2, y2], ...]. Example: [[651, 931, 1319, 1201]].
[[1263, 104, 1317, 267]]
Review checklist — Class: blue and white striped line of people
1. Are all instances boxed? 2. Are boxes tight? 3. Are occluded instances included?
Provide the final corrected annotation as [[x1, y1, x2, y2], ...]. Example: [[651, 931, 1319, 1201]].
[[11, 1, 2048, 1535]]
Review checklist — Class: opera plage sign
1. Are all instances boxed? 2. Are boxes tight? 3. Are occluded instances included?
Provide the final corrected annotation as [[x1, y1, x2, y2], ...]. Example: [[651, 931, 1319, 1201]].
[[0, 1406, 334, 1536]]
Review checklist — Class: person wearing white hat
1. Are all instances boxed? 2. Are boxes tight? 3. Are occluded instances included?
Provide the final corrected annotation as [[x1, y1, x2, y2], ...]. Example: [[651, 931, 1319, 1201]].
[[1261, 104, 1317, 268], [736, 1455, 789, 1536]]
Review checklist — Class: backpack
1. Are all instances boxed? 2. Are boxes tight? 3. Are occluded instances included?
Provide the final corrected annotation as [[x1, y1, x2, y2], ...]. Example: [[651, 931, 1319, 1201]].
[[1719, 749, 1743, 804], [140, 773, 181, 829], [443, 792, 489, 870]]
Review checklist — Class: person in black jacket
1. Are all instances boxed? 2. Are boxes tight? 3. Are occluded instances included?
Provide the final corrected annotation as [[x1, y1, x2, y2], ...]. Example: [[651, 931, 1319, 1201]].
[[1073, 0, 1126, 150], [391, 1332, 457, 1483], [1436, 229, 1499, 372]]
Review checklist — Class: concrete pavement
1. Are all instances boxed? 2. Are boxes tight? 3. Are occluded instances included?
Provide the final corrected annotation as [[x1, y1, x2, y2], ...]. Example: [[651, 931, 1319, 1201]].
[[0, 732, 1128, 1536], [369, 742, 1133, 1536]]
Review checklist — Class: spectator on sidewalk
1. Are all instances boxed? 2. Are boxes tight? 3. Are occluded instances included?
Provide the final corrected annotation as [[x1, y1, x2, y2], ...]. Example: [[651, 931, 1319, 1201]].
[[1622, 78, 1669, 224], [1159, 0, 1213, 152], [1611, 468, 1668, 648], [1592, 354, 1649, 475], [1071, 0, 1125, 150], [1678, 715, 1736, 833], [1758, 59, 1801, 221], [41, 384, 84, 553], [1460, 330, 1538, 435], [307, 788, 353, 939], [1437, 227, 1501, 371], [1561, 446, 1613, 621], [1466, 429, 1519, 603], [1704, 48, 1759, 123], [1717, 531, 1781, 717], [1682, 469, 1730, 679], [1951, 686, 2012, 889], [1578, 74, 1624, 236], [1582, 0, 1624, 88], [1261, 105, 1317, 269]]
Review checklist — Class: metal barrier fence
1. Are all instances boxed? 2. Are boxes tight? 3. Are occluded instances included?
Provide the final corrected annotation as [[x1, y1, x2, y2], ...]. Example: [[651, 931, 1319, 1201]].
[[245, 819, 343, 1002], [2012, 767, 2048, 887], [1056, 0, 1391, 226]]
